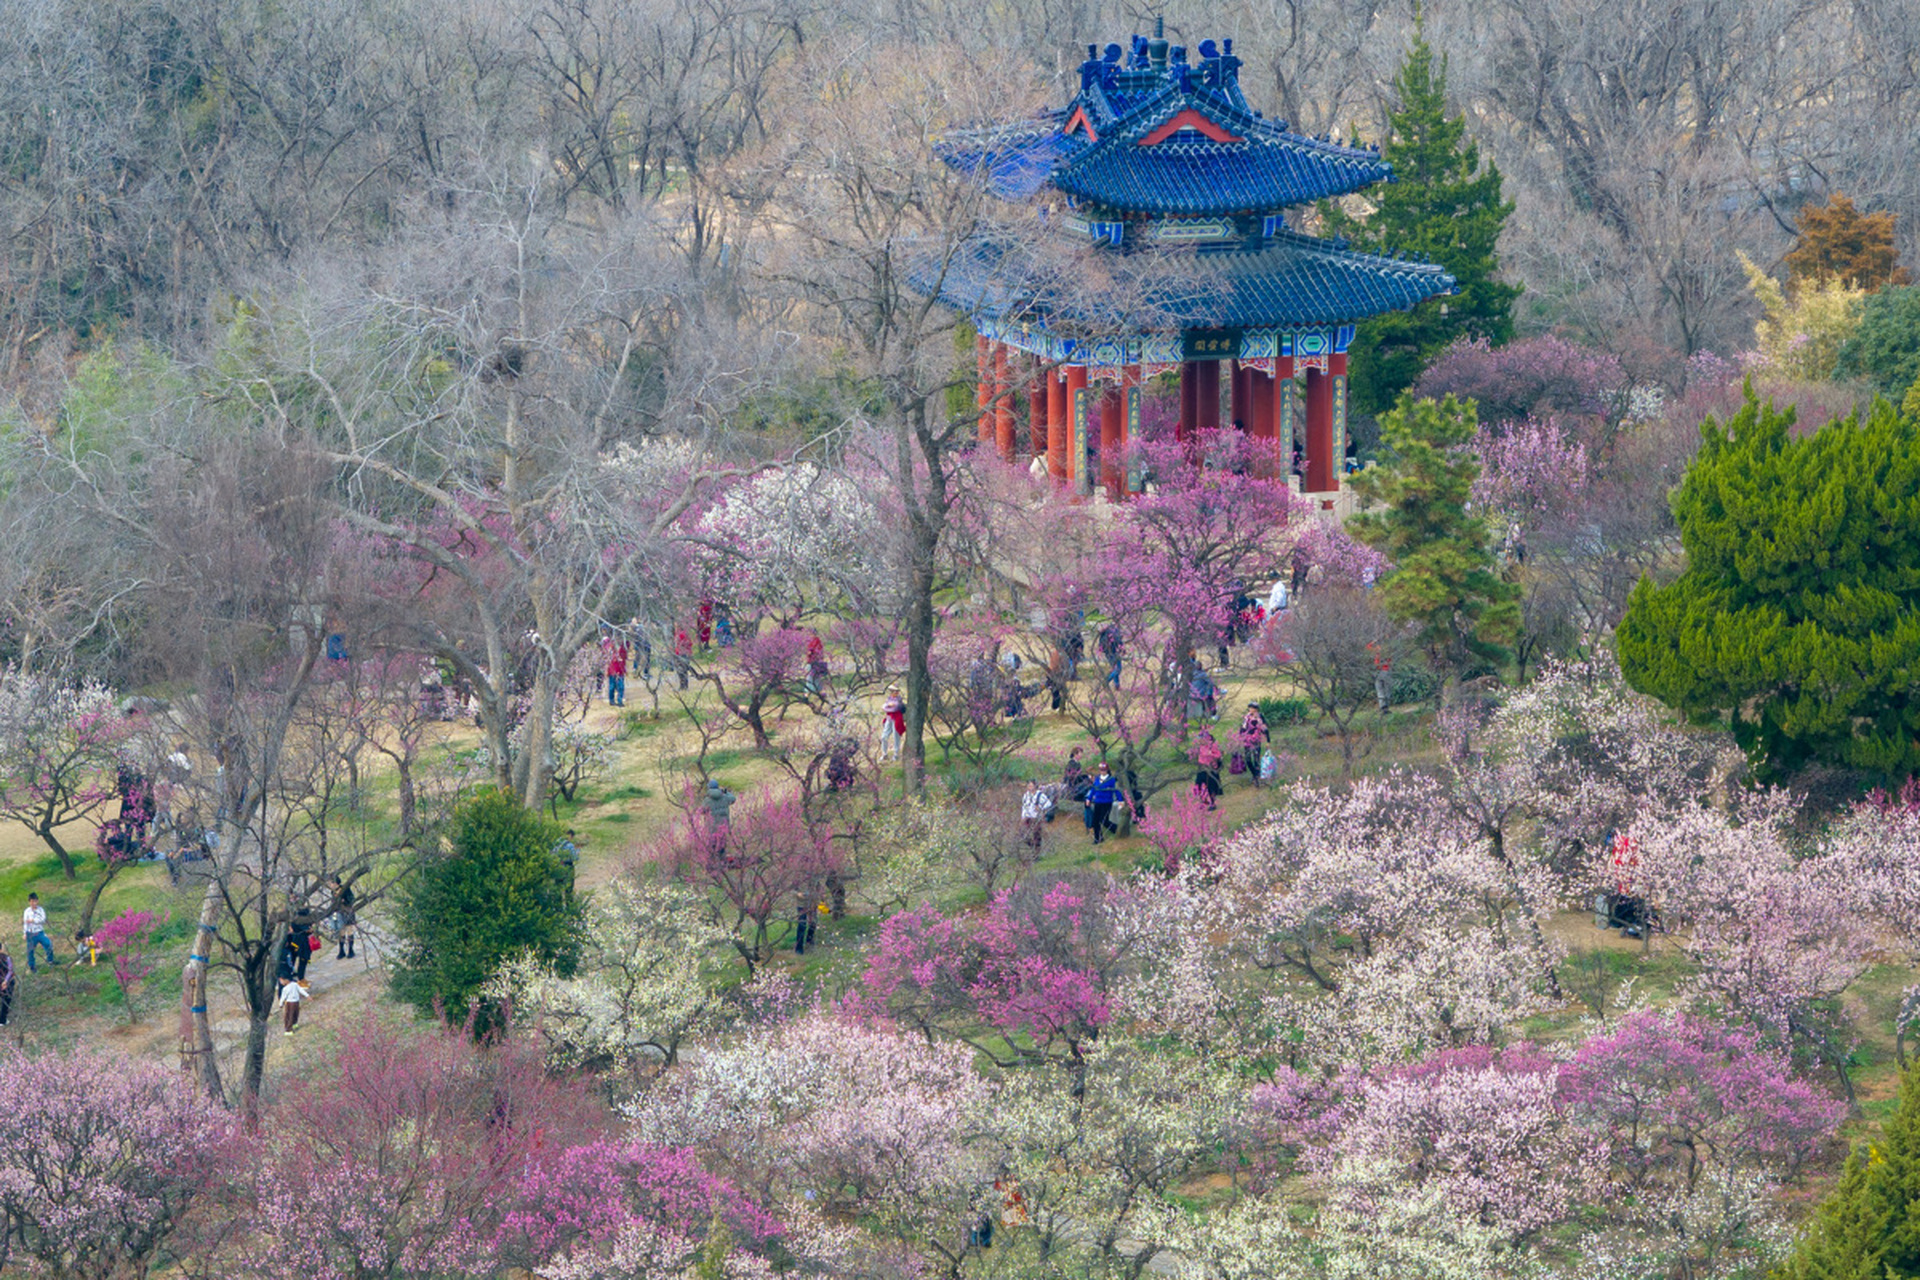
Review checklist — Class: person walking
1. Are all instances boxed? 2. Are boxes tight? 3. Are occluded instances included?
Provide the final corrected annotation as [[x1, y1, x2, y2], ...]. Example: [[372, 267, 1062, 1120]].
[[1061, 747, 1088, 801], [1238, 702, 1270, 786], [287, 912, 313, 980], [330, 875, 357, 960], [276, 974, 306, 1036], [1020, 780, 1049, 850], [1086, 763, 1122, 845], [1186, 666, 1215, 723], [0, 942, 14, 1026], [1192, 731, 1224, 809], [1098, 623, 1123, 688], [21, 894, 53, 973], [805, 632, 829, 696], [606, 644, 627, 707], [879, 688, 907, 761]]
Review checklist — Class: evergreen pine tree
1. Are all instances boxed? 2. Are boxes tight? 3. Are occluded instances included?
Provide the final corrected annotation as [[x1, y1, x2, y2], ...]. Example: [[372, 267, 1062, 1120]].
[[1348, 392, 1519, 689], [1617, 389, 1920, 778], [1775, 1062, 1920, 1278], [390, 788, 584, 1030], [1323, 30, 1520, 417]]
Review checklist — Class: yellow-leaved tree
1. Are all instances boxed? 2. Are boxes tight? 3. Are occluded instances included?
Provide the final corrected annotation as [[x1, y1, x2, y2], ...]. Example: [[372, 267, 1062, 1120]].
[[1737, 251, 1864, 381]]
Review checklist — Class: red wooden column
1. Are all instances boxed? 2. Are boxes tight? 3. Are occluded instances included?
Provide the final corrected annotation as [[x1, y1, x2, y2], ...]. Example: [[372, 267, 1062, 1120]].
[[1249, 368, 1276, 476], [976, 337, 992, 442], [1099, 379, 1125, 500], [1195, 359, 1221, 432], [994, 345, 1016, 461], [1047, 366, 1069, 483], [1232, 362, 1253, 430], [1064, 365, 1089, 491], [1304, 364, 1335, 493], [1178, 360, 1199, 444], [1028, 362, 1048, 461]]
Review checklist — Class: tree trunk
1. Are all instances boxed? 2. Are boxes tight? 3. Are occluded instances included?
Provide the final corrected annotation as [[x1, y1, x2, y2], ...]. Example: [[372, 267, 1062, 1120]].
[[903, 558, 936, 793], [396, 756, 416, 840], [75, 864, 124, 937], [180, 873, 228, 1105], [514, 665, 560, 810], [38, 825, 77, 880], [1489, 826, 1563, 1000]]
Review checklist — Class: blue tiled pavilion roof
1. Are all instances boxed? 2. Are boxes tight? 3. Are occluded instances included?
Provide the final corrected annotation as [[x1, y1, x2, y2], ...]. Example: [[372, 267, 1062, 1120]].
[[915, 226, 1456, 333], [938, 36, 1393, 216]]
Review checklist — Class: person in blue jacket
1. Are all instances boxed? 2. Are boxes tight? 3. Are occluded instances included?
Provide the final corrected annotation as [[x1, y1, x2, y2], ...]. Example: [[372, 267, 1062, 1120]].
[[1086, 762, 1122, 845]]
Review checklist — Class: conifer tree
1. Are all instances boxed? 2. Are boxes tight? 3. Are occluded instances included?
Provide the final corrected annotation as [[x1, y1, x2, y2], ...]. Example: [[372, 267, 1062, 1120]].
[[1836, 284, 1920, 406], [1348, 392, 1519, 690], [1324, 30, 1520, 417], [1784, 193, 1911, 293], [1617, 389, 1920, 778], [1774, 1062, 1920, 1278], [391, 788, 584, 1030]]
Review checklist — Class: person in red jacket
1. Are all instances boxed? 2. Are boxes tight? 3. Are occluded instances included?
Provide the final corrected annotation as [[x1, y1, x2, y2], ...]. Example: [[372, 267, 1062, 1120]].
[[606, 644, 628, 706]]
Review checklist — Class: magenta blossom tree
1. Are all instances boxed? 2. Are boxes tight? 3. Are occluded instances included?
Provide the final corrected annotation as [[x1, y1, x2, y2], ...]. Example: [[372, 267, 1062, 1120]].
[[92, 907, 169, 1022], [1413, 334, 1629, 434], [856, 871, 1130, 1080]]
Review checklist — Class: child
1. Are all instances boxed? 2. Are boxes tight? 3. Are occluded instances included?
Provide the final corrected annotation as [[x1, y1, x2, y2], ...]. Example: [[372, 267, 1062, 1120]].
[[275, 975, 308, 1036]]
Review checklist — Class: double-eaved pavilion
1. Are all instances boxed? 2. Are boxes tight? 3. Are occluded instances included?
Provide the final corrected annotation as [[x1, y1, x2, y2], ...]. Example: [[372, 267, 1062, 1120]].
[[926, 25, 1457, 504]]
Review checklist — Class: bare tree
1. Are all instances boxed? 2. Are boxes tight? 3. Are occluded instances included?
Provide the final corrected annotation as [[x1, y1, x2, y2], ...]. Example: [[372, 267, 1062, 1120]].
[[1258, 585, 1413, 775]]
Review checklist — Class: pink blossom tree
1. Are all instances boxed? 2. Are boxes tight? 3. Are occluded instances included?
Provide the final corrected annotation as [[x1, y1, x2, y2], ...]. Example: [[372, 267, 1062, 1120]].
[[1134, 782, 1223, 874], [1413, 334, 1629, 436], [691, 626, 815, 750], [1561, 1009, 1844, 1192], [0, 1048, 228, 1280], [630, 1009, 991, 1279], [220, 1016, 608, 1280], [650, 782, 843, 972], [1309, 1045, 1591, 1244]]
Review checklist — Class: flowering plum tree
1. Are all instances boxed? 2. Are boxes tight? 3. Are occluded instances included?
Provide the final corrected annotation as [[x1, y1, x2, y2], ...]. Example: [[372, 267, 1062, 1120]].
[[222, 1017, 605, 1280], [1311, 1045, 1591, 1243], [856, 871, 1128, 1076], [1561, 1009, 1844, 1192], [0, 1048, 228, 1280], [91, 907, 168, 1023], [650, 783, 842, 972], [485, 878, 732, 1076], [631, 1009, 990, 1278], [1413, 334, 1628, 436], [690, 626, 814, 750], [0, 669, 127, 880], [1209, 774, 1559, 1069]]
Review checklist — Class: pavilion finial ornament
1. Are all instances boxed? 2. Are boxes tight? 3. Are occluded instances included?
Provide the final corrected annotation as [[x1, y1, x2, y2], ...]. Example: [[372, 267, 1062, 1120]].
[[918, 32, 1457, 498]]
